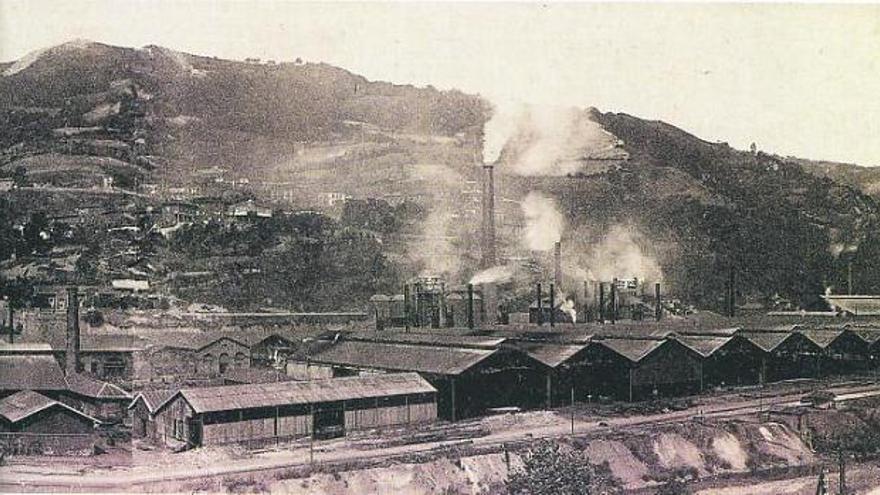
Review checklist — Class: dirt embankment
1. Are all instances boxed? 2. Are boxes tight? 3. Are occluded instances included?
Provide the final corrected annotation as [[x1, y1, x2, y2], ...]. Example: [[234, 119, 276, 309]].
[[217, 419, 814, 494]]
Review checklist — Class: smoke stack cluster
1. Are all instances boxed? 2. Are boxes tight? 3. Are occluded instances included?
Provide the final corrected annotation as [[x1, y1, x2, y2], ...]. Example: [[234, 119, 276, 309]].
[[481, 165, 496, 269], [65, 287, 80, 375]]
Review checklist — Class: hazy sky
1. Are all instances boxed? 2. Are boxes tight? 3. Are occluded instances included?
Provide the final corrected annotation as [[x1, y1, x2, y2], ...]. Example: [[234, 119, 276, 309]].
[[2, 1, 879, 166]]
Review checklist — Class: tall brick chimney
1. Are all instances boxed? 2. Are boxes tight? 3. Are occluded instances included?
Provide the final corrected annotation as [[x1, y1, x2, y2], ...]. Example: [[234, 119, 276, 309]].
[[480, 165, 496, 269], [65, 287, 80, 375], [553, 241, 562, 288]]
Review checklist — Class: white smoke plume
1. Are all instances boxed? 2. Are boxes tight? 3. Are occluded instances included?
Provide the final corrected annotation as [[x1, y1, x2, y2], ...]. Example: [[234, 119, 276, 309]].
[[482, 102, 623, 175], [521, 191, 565, 252], [470, 265, 516, 285], [559, 298, 577, 323], [585, 225, 663, 283], [410, 206, 461, 279]]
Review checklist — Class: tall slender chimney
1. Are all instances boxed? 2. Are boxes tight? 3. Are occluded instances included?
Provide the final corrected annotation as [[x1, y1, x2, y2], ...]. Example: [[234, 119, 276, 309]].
[[610, 279, 617, 325], [598, 282, 605, 323], [536, 283, 543, 326], [467, 283, 475, 329], [549, 283, 556, 327], [728, 266, 736, 317], [404, 284, 411, 332], [481, 165, 496, 269], [553, 241, 562, 288], [65, 287, 80, 375], [654, 283, 662, 321], [583, 280, 590, 323]]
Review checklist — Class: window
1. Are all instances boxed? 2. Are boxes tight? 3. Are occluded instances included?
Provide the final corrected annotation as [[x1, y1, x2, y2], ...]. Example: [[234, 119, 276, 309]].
[[202, 354, 215, 375], [219, 353, 231, 374], [173, 419, 185, 440], [90, 361, 100, 374], [103, 355, 126, 377], [234, 352, 248, 369]]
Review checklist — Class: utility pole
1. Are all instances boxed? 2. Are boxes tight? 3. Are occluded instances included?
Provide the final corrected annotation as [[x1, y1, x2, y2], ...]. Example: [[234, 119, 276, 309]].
[[570, 387, 575, 435], [838, 450, 846, 495]]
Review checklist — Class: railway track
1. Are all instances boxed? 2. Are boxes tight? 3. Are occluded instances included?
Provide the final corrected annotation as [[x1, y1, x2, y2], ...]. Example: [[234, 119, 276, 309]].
[[3, 381, 879, 492]]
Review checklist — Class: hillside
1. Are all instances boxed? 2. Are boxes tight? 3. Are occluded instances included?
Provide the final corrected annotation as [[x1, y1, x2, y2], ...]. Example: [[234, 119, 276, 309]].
[[1, 41, 878, 312], [793, 158, 880, 199]]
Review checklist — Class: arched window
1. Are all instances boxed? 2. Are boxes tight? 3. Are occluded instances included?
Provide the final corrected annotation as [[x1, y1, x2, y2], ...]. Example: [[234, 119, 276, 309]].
[[234, 352, 248, 369], [219, 353, 231, 374], [202, 354, 215, 375]]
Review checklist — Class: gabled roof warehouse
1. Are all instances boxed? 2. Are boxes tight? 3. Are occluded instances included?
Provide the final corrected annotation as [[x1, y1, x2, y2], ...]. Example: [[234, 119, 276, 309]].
[[307, 341, 499, 376], [0, 390, 99, 425], [150, 373, 438, 448]]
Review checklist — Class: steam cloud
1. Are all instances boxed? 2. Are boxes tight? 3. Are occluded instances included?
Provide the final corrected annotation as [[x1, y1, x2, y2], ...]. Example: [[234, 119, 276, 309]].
[[470, 265, 516, 285], [482, 102, 624, 175], [410, 205, 461, 279], [584, 225, 663, 283], [521, 192, 565, 252]]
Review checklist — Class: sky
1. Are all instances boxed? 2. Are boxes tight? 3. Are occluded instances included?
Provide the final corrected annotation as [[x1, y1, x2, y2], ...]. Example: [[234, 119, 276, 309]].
[[2, 1, 879, 166]]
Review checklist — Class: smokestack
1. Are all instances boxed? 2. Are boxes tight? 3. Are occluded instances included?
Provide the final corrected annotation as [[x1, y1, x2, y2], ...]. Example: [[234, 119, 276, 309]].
[[553, 241, 562, 288], [467, 283, 475, 329], [549, 283, 556, 327], [480, 165, 496, 269], [610, 279, 617, 325], [598, 283, 605, 324], [654, 282, 662, 321], [583, 280, 590, 323], [536, 283, 543, 326], [65, 287, 80, 375], [404, 284, 411, 332]]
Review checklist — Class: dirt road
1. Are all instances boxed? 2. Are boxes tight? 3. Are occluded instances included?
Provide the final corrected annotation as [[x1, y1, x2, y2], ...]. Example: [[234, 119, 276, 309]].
[[1, 381, 877, 492]]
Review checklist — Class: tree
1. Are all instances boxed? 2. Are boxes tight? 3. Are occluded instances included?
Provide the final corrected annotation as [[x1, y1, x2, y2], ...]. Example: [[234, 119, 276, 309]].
[[506, 441, 620, 495]]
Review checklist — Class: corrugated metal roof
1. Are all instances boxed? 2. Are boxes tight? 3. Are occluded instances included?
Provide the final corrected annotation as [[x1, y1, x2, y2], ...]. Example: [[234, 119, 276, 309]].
[[849, 327, 880, 345], [0, 355, 68, 391], [0, 390, 99, 424], [676, 336, 735, 357], [347, 331, 506, 349], [307, 341, 497, 375], [175, 372, 436, 414], [515, 342, 588, 368], [596, 339, 667, 362]]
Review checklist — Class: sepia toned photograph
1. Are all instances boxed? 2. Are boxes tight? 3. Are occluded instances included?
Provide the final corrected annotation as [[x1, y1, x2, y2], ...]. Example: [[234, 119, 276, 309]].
[[1, 1, 879, 493]]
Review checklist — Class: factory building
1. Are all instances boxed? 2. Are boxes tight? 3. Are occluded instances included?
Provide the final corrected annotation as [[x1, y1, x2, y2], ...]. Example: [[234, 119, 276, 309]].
[[148, 373, 436, 448], [293, 340, 546, 420]]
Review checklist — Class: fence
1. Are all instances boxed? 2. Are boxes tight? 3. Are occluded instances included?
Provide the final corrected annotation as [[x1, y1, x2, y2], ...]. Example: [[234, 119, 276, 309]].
[[0, 432, 94, 456]]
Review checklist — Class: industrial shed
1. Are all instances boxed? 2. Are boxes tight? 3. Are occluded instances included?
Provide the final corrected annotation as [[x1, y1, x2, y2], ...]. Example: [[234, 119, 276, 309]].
[[299, 341, 546, 420], [678, 335, 765, 387], [0, 390, 99, 455], [740, 330, 822, 381], [128, 389, 176, 440], [798, 328, 871, 374], [150, 373, 436, 448], [593, 338, 704, 400]]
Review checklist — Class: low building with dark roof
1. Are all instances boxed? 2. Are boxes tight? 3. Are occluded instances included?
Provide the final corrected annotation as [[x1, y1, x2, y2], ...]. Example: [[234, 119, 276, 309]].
[[0, 390, 99, 455], [0, 355, 131, 423], [150, 373, 436, 448], [293, 340, 546, 420]]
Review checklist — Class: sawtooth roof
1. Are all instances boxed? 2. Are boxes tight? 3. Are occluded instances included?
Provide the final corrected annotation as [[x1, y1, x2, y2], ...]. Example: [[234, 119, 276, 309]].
[[676, 336, 735, 357], [797, 328, 846, 349], [738, 331, 796, 352], [168, 372, 436, 414], [515, 342, 588, 368], [596, 338, 667, 362], [306, 341, 498, 375]]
